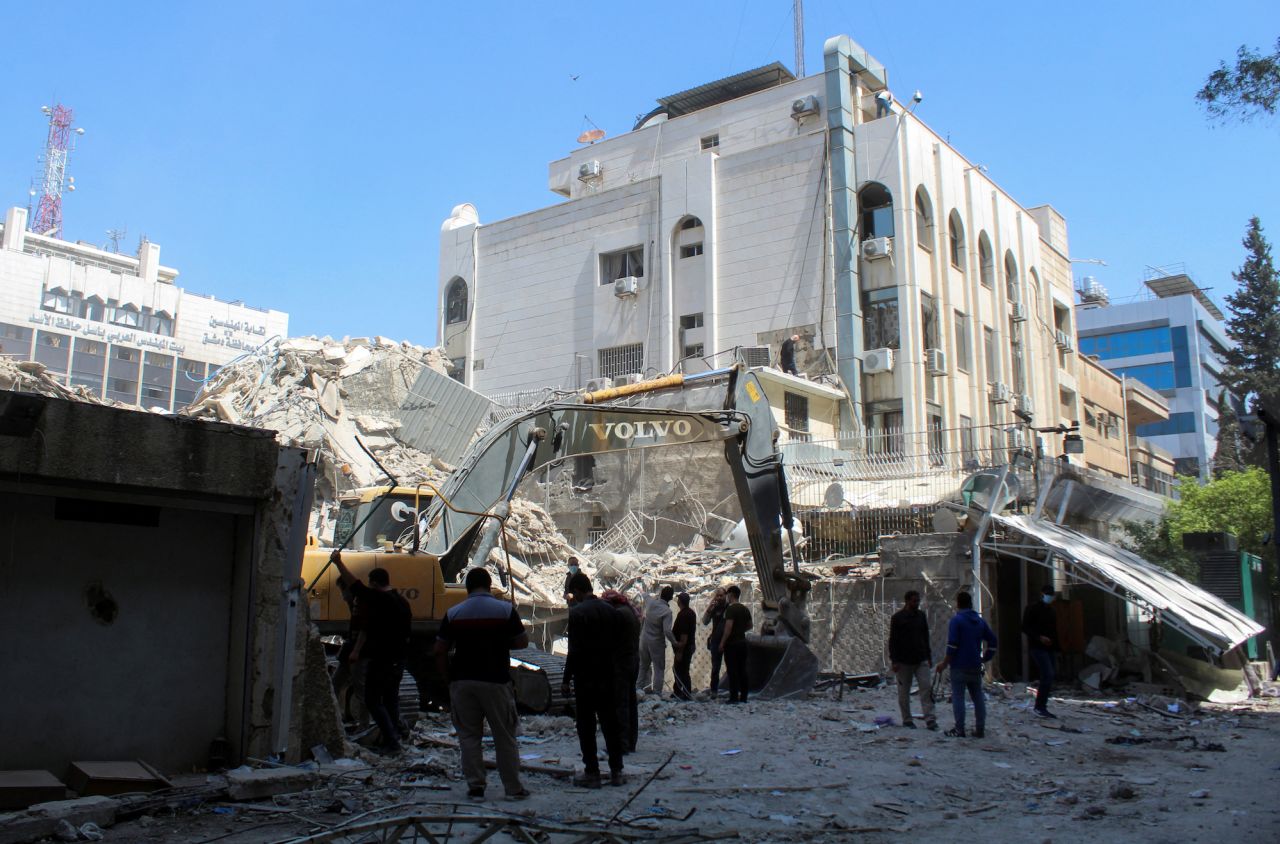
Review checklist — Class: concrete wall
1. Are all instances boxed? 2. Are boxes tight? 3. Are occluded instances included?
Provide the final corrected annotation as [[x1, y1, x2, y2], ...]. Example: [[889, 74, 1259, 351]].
[[0, 393, 315, 774]]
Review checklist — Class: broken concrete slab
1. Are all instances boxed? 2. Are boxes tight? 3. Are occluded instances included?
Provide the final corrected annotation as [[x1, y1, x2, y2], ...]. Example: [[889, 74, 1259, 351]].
[[0, 772, 65, 811], [225, 768, 319, 802], [338, 346, 374, 378], [0, 796, 118, 844], [354, 415, 399, 435]]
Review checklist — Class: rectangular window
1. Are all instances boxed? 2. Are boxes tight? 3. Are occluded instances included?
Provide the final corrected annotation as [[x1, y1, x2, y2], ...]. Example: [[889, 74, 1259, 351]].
[[679, 313, 704, 329], [141, 352, 174, 408], [683, 343, 704, 358], [0, 322, 33, 356], [960, 415, 977, 464], [862, 288, 900, 350], [106, 345, 140, 404], [988, 400, 1004, 453], [1078, 326, 1172, 359], [679, 243, 704, 258], [600, 247, 644, 284], [34, 330, 71, 375], [450, 357, 466, 383], [983, 326, 998, 383], [920, 294, 939, 351], [784, 392, 810, 435], [1112, 362, 1177, 392], [41, 288, 79, 315], [173, 358, 207, 408], [1136, 412, 1197, 437], [1010, 316, 1026, 393], [700, 134, 720, 150], [953, 311, 971, 371], [70, 339, 107, 395], [599, 343, 644, 379]]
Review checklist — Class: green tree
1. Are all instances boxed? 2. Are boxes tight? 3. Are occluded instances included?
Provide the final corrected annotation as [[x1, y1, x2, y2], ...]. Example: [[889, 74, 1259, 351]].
[[1212, 391, 1245, 478], [1123, 468, 1274, 585], [1197, 37, 1280, 123], [1221, 218, 1280, 420]]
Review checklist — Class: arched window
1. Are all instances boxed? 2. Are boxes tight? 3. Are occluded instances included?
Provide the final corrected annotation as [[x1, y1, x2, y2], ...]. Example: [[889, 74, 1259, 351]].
[[679, 216, 703, 230], [978, 233, 994, 288], [1028, 268, 1041, 310], [914, 187, 933, 249], [947, 211, 965, 269], [445, 277, 468, 325], [1004, 251, 1019, 301], [858, 182, 894, 240]]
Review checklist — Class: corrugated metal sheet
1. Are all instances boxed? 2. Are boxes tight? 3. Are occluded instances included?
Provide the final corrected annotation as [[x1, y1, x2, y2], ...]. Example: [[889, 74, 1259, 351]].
[[990, 514, 1264, 653], [397, 368, 495, 467]]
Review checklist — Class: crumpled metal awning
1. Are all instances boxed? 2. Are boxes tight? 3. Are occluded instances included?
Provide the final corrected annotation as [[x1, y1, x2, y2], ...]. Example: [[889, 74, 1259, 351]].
[[987, 514, 1264, 654]]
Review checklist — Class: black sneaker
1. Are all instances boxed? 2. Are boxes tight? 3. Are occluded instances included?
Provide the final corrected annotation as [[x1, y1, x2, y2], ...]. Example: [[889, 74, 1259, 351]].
[[573, 772, 603, 789], [1035, 708, 1058, 719], [973, 727, 985, 738], [609, 770, 626, 787], [926, 720, 939, 731], [467, 787, 485, 802], [902, 720, 917, 729], [944, 727, 966, 738]]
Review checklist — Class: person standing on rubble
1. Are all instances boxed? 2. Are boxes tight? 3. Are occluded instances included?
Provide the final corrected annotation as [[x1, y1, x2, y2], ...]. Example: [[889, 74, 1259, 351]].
[[779, 334, 800, 376], [1023, 585, 1060, 719], [562, 556, 582, 603], [433, 567, 530, 801], [935, 590, 997, 738], [332, 579, 371, 727], [638, 585, 677, 695], [671, 593, 697, 700], [702, 586, 728, 697], [562, 573, 627, 788], [720, 584, 753, 704], [888, 590, 938, 730], [602, 589, 641, 752], [329, 551, 412, 754]]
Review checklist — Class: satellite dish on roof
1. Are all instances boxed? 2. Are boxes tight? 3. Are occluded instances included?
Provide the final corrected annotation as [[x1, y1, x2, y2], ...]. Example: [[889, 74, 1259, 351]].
[[577, 128, 606, 144]]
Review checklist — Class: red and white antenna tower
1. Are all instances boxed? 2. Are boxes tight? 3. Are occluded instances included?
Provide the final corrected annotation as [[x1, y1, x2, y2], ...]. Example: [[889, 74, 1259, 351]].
[[31, 103, 86, 239]]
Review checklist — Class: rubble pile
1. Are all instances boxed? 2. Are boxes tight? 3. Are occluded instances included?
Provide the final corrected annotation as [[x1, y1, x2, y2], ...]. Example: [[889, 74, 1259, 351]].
[[0, 357, 112, 405], [182, 336, 453, 499]]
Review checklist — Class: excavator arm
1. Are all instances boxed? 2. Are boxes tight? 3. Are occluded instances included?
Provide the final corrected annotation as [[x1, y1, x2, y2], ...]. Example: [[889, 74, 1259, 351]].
[[417, 365, 818, 698]]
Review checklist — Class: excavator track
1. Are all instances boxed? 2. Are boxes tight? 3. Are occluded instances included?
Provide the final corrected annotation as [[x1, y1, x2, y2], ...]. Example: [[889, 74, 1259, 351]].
[[509, 648, 571, 714]]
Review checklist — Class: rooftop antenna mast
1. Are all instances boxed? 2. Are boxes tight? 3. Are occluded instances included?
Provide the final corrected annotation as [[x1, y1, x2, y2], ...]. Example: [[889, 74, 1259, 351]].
[[105, 226, 127, 253], [793, 0, 805, 78], [31, 103, 86, 239]]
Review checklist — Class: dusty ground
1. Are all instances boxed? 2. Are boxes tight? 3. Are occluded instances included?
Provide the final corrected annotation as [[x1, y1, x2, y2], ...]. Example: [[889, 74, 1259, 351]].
[[110, 681, 1280, 843]]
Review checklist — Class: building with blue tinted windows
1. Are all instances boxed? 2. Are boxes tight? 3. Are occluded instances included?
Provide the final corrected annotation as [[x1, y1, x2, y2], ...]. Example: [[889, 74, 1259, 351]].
[[1076, 273, 1236, 480]]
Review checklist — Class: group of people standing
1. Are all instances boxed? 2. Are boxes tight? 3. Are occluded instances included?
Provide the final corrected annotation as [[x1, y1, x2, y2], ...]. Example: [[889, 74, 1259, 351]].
[[889, 586, 1059, 738]]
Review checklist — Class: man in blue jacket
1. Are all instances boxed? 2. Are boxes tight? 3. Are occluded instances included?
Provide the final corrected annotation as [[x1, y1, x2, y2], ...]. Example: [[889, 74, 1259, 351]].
[[934, 590, 997, 738]]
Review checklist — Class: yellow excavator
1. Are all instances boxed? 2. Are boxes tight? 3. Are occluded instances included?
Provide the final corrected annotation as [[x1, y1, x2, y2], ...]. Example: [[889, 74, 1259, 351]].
[[301, 364, 819, 712]]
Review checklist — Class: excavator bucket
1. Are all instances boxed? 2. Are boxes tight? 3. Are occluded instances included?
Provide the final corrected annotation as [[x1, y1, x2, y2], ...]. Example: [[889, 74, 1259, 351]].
[[746, 634, 820, 700]]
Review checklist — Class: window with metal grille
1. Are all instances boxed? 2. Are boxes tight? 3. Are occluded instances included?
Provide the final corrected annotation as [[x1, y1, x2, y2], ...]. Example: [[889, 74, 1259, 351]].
[[600, 247, 644, 285], [784, 392, 809, 434], [598, 343, 643, 379], [445, 278, 468, 324]]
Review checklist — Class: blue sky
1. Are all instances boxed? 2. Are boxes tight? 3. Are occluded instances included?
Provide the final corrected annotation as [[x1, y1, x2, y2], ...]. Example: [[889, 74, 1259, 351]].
[[2, 1, 1276, 345]]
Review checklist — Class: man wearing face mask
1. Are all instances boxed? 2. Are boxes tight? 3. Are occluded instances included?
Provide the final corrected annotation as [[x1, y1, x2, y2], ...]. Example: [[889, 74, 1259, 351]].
[[1022, 585, 1059, 719], [563, 557, 581, 604]]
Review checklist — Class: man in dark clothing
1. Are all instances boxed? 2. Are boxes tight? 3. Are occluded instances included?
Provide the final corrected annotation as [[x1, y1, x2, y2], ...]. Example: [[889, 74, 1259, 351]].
[[562, 556, 581, 603], [433, 567, 530, 801], [671, 593, 697, 700], [935, 590, 997, 738], [720, 584, 753, 703], [701, 587, 728, 696], [888, 590, 937, 730], [330, 551, 412, 753], [602, 589, 641, 753], [779, 334, 800, 376], [561, 573, 626, 788], [1022, 585, 1059, 719]]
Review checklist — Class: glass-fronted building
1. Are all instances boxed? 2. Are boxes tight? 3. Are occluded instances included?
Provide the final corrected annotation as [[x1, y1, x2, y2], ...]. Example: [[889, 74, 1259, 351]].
[[1076, 274, 1236, 480], [1, 207, 288, 410]]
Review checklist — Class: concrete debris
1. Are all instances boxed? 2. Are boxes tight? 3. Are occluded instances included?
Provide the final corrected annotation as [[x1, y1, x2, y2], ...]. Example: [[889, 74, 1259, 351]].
[[0, 358, 111, 406], [224, 767, 318, 802]]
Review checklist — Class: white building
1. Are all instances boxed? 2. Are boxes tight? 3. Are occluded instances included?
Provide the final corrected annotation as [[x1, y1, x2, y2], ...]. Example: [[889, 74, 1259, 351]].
[[1, 206, 288, 410], [1076, 273, 1236, 480], [439, 36, 1083, 457]]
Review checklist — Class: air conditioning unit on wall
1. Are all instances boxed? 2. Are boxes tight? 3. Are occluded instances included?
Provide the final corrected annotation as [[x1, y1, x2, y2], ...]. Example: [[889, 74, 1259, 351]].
[[863, 347, 895, 374], [991, 382, 1012, 403], [739, 346, 772, 368], [1016, 393, 1034, 414], [614, 276, 639, 297], [1055, 329, 1074, 352], [585, 377, 614, 392], [791, 95, 820, 119], [861, 237, 893, 261], [578, 160, 602, 181], [1010, 303, 1029, 323], [621, 373, 645, 385], [926, 348, 948, 375]]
